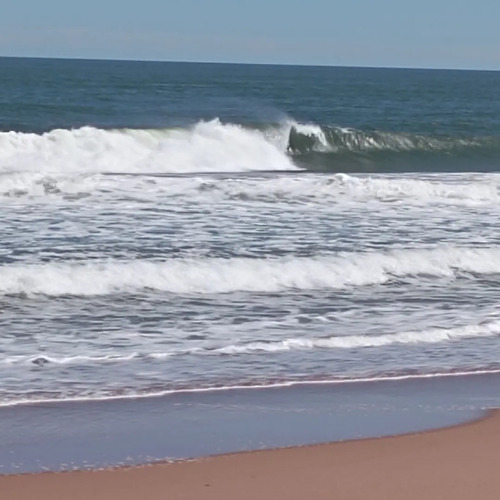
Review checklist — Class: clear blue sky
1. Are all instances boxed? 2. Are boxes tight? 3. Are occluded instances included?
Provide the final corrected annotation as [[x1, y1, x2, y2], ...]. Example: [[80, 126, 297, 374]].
[[2, 0, 499, 69]]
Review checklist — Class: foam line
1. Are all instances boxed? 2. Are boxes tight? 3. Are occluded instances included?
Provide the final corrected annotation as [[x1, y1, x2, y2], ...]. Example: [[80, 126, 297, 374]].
[[0, 246, 499, 296]]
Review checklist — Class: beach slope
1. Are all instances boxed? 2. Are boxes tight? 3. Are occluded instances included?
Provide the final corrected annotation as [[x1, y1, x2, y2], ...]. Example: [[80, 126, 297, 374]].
[[2, 410, 500, 500]]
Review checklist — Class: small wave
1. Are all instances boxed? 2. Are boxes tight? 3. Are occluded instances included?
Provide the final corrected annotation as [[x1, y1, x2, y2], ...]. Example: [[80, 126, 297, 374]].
[[2, 367, 500, 408], [188, 173, 500, 207], [2, 351, 183, 367], [2, 352, 142, 367], [213, 319, 500, 354], [5, 317, 498, 369], [0, 246, 499, 296], [1, 171, 499, 207], [4, 317, 498, 369]]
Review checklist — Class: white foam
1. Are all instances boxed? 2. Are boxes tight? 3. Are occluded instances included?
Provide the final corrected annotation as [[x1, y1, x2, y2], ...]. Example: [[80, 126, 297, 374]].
[[1, 246, 499, 296], [330, 174, 500, 205], [2, 352, 143, 366], [2, 168, 498, 209], [1, 118, 499, 208], [2, 367, 500, 408], [0, 120, 296, 178], [214, 319, 500, 354], [183, 173, 500, 207]]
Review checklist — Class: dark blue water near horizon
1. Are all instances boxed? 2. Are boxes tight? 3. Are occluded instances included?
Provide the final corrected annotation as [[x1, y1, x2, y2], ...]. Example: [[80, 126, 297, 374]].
[[1, 57, 500, 408], [2, 57, 500, 131]]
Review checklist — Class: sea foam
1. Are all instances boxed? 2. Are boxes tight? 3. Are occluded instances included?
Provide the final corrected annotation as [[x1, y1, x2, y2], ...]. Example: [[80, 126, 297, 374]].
[[214, 318, 500, 354], [4, 316, 499, 368], [0, 119, 296, 176]]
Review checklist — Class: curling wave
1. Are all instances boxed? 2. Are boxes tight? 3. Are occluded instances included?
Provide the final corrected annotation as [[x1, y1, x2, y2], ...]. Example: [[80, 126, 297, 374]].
[[287, 123, 500, 172], [287, 124, 480, 154], [1, 119, 500, 187]]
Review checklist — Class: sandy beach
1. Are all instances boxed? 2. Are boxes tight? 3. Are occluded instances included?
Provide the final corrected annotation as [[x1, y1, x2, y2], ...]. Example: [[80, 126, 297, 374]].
[[2, 409, 499, 500]]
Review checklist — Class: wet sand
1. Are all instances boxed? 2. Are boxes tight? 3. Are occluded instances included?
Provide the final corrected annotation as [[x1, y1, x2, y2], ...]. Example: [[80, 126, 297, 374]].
[[4, 372, 500, 474], [2, 409, 500, 500]]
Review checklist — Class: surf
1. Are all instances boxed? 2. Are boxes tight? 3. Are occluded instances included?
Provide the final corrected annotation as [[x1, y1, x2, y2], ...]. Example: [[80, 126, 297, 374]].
[[2, 246, 500, 297], [0, 119, 296, 177], [3, 119, 500, 179]]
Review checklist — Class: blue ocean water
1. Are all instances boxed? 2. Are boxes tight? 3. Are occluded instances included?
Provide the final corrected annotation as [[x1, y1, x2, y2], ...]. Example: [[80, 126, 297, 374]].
[[1, 57, 500, 406]]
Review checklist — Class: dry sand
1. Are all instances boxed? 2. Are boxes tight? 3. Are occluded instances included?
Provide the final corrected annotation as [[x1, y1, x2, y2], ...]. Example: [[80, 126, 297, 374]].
[[2, 410, 500, 500]]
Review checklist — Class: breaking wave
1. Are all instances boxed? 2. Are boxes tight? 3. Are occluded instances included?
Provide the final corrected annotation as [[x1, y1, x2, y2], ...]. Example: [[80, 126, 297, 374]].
[[287, 124, 481, 155], [1, 246, 500, 297], [0, 119, 295, 177], [287, 124, 500, 172], [1, 119, 500, 190]]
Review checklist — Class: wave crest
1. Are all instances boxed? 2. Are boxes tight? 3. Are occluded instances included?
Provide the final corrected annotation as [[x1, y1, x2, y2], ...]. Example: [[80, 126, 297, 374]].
[[1, 247, 499, 296], [287, 124, 486, 155], [2, 119, 500, 199]]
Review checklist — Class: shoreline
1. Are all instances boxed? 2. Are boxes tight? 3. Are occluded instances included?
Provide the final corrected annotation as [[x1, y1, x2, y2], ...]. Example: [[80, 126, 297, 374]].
[[2, 409, 499, 499], [4, 366, 500, 410], [1, 371, 499, 475]]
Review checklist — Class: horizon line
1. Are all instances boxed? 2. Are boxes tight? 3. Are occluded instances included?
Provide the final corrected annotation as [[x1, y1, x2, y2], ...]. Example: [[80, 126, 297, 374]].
[[1, 54, 499, 73]]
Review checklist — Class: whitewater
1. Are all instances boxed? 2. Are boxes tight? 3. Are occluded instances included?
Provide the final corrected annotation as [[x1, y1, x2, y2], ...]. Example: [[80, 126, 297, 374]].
[[1, 59, 500, 407]]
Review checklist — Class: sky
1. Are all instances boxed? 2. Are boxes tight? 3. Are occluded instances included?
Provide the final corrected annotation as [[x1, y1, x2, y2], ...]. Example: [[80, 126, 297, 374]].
[[1, 0, 499, 70]]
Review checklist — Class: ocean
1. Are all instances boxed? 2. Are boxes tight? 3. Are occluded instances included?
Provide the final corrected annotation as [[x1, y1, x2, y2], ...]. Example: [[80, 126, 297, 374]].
[[1, 57, 500, 409]]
